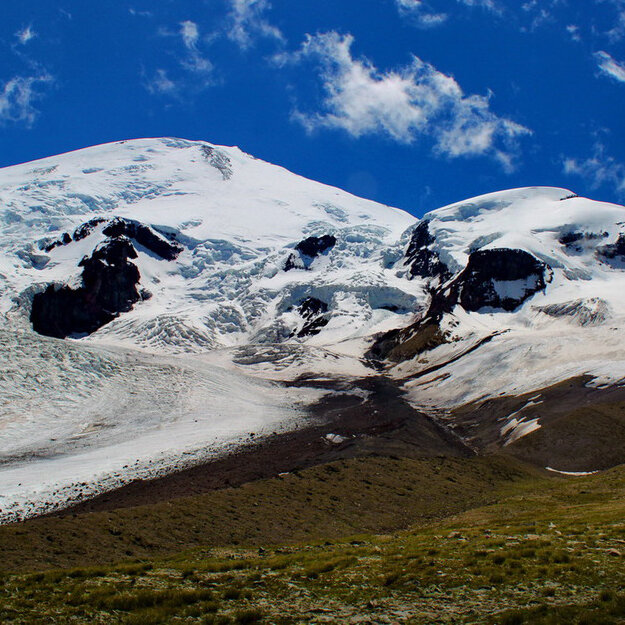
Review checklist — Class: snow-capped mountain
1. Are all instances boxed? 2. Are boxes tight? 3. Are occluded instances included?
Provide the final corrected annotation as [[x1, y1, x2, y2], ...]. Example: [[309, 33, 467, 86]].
[[1, 137, 417, 353], [2, 137, 625, 521]]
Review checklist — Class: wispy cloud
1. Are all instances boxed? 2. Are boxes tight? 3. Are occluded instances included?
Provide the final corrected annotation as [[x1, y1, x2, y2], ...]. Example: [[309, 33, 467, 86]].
[[594, 50, 625, 82], [179, 20, 213, 74], [603, 0, 625, 40], [566, 24, 582, 42], [15, 26, 36, 45], [519, 1, 556, 31], [395, 0, 447, 27], [0, 74, 53, 126], [145, 69, 177, 95], [564, 144, 625, 196], [226, 0, 284, 49], [458, 0, 499, 10], [147, 21, 213, 97], [144, 2, 283, 100], [129, 8, 153, 18], [395, 0, 500, 27], [277, 32, 530, 170], [180, 20, 200, 50]]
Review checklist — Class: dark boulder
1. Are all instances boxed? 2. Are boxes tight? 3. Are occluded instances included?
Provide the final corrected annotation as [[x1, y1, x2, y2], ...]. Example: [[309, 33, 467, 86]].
[[31, 236, 144, 338]]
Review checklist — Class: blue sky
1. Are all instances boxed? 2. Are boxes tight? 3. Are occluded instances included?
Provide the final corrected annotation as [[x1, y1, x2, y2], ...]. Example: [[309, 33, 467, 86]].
[[1, 1, 624, 217]]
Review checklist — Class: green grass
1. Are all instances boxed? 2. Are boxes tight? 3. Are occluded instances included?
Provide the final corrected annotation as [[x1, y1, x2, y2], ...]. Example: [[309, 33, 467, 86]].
[[2, 455, 625, 623]]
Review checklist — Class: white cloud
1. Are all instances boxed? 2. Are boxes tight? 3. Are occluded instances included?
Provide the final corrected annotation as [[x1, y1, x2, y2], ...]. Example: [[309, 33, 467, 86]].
[[564, 144, 625, 195], [395, 0, 500, 27], [519, 2, 555, 31], [146, 69, 177, 95], [179, 21, 213, 75], [0, 74, 53, 126], [280, 32, 530, 169], [395, 0, 447, 27], [566, 24, 582, 42], [603, 0, 625, 40], [15, 26, 36, 45], [180, 20, 199, 49], [129, 8, 153, 17], [458, 0, 499, 9], [226, 0, 284, 49], [144, 22, 213, 97], [594, 50, 625, 82]]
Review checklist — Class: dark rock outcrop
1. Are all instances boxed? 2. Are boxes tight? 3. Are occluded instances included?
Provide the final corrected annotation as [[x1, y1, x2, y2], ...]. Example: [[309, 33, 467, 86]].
[[420, 248, 548, 318], [285, 235, 336, 271], [295, 297, 329, 337], [558, 231, 585, 247], [296, 235, 336, 258], [73, 218, 108, 243], [368, 248, 548, 362], [559, 229, 608, 254], [102, 218, 183, 260], [31, 237, 145, 338], [44, 217, 183, 261], [454, 248, 547, 312], [403, 221, 450, 282], [44, 218, 107, 252], [366, 319, 448, 363], [598, 233, 625, 262], [33, 217, 184, 338]]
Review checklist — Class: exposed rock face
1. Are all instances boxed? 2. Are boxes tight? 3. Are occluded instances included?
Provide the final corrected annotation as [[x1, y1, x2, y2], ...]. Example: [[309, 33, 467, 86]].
[[366, 319, 448, 363], [368, 248, 548, 361], [73, 218, 108, 243], [536, 298, 609, 327], [44, 218, 105, 252], [33, 217, 184, 338], [295, 297, 329, 337], [44, 217, 183, 261], [559, 229, 608, 254], [102, 218, 183, 261], [31, 237, 145, 338], [200, 145, 233, 180], [285, 235, 336, 271], [598, 233, 625, 262], [453, 248, 547, 312], [403, 221, 450, 282]]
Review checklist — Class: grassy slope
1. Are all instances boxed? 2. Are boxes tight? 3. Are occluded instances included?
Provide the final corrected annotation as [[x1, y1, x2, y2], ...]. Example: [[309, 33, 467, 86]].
[[0, 456, 530, 571], [2, 455, 625, 624]]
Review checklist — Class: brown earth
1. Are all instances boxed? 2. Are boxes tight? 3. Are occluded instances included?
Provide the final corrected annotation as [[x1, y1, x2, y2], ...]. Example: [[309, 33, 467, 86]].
[[446, 375, 625, 472]]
